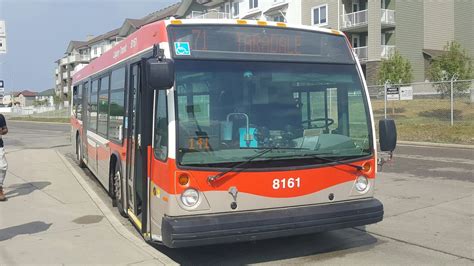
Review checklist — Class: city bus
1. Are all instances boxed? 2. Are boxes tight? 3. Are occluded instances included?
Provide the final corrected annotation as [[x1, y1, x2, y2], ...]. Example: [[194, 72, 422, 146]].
[[71, 19, 397, 248]]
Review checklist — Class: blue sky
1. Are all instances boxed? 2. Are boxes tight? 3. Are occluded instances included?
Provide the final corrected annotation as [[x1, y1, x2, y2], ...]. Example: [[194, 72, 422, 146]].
[[0, 0, 177, 92]]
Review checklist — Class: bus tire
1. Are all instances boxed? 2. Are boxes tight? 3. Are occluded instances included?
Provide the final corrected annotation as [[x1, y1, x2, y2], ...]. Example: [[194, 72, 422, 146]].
[[112, 161, 128, 218], [76, 135, 86, 168]]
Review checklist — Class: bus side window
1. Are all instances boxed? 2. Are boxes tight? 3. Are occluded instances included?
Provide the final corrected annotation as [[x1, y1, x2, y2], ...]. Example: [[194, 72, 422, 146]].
[[109, 67, 126, 142], [77, 84, 83, 120], [154, 90, 168, 161], [89, 80, 99, 132], [98, 75, 110, 136], [72, 85, 78, 117]]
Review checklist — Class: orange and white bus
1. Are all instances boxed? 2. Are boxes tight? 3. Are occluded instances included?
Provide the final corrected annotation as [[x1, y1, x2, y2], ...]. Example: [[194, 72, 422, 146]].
[[71, 19, 397, 248]]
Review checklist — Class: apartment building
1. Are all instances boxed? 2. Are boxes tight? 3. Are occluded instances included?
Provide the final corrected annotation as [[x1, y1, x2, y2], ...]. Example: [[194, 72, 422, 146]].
[[53, 2, 190, 102], [54, 0, 473, 91], [187, 0, 473, 85]]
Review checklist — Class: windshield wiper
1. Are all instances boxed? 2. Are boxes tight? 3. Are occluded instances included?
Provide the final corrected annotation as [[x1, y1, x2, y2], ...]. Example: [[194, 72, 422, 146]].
[[299, 153, 363, 170], [207, 147, 303, 184]]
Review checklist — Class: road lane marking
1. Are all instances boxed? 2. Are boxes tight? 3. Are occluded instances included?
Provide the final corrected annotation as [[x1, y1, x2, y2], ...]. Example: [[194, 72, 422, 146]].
[[395, 154, 474, 165]]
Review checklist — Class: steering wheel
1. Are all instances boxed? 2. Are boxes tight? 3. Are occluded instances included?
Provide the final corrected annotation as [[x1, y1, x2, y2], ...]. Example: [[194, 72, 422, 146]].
[[301, 118, 334, 129]]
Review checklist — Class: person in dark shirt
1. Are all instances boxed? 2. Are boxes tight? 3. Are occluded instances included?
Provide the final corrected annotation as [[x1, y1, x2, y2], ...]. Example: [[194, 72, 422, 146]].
[[0, 114, 8, 201]]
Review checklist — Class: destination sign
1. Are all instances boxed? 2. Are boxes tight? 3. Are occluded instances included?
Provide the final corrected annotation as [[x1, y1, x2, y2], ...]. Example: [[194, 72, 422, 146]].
[[168, 25, 354, 64]]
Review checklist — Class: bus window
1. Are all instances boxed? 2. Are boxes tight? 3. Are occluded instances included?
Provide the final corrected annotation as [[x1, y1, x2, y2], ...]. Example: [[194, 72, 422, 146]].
[[109, 67, 126, 142], [77, 84, 83, 120], [98, 76, 110, 136], [72, 85, 78, 118], [88, 80, 99, 131], [154, 90, 168, 161]]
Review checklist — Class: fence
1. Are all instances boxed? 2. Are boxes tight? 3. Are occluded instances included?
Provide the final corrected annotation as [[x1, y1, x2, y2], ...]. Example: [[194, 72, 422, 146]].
[[8, 105, 70, 120], [368, 80, 474, 144]]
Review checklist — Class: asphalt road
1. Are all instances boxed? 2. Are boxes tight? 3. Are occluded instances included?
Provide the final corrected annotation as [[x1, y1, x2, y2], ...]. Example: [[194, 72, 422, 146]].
[[4, 121, 473, 264]]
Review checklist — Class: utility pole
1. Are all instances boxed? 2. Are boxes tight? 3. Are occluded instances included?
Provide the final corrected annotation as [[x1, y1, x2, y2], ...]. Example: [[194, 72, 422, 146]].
[[450, 73, 459, 127], [384, 80, 391, 119]]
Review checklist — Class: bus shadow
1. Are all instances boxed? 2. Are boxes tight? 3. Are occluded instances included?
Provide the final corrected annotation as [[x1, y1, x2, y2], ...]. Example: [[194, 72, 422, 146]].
[[152, 227, 381, 265]]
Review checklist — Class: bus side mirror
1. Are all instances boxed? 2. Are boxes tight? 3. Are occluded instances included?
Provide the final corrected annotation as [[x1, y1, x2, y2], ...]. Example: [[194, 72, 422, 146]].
[[146, 58, 174, 90], [379, 119, 397, 152]]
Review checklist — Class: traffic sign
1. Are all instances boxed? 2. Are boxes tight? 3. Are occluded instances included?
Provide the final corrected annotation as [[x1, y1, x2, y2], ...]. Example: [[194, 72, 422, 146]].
[[0, 20, 6, 54], [0, 20, 5, 36], [0, 37, 6, 53], [400, 86, 413, 100], [386, 86, 400, 101]]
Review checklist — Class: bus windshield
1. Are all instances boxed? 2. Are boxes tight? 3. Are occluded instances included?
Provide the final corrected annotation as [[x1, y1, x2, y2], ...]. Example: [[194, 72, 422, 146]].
[[173, 60, 372, 167]]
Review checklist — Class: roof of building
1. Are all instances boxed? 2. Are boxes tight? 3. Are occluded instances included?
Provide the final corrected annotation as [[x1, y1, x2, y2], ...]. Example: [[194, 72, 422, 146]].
[[66, 40, 88, 53], [118, 2, 182, 36], [422, 49, 447, 59], [87, 28, 120, 45], [37, 89, 55, 96], [15, 90, 37, 97]]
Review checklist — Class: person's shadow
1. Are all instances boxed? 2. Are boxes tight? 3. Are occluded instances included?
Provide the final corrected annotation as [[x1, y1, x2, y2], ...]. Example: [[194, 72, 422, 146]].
[[4, 181, 51, 199], [0, 221, 52, 241]]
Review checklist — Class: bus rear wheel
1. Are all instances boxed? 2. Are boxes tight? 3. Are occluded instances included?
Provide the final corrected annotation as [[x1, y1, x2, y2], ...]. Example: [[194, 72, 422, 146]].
[[113, 162, 127, 218], [76, 136, 86, 168]]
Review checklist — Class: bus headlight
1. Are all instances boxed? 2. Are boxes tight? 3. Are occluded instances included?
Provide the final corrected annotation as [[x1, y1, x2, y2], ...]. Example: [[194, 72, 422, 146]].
[[181, 189, 199, 207], [355, 176, 369, 192]]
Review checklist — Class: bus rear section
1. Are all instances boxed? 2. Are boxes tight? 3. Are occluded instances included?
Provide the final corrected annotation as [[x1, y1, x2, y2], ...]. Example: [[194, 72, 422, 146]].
[[145, 21, 394, 248]]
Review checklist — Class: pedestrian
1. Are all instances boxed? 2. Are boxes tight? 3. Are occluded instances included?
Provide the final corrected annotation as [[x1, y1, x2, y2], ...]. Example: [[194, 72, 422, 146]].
[[0, 113, 8, 201]]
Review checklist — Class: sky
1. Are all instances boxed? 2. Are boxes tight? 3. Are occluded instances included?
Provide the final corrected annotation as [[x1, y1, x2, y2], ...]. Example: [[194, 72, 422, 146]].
[[0, 0, 177, 92]]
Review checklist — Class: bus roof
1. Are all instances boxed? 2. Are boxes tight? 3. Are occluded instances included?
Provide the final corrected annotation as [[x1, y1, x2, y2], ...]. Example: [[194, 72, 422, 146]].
[[72, 19, 345, 84]]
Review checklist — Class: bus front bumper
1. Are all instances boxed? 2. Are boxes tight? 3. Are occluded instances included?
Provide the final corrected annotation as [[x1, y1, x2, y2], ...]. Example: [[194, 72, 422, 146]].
[[161, 198, 383, 248]]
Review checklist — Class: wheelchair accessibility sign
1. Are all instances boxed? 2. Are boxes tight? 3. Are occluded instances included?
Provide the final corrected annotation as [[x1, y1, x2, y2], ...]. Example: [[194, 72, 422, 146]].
[[174, 42, 191, 56]]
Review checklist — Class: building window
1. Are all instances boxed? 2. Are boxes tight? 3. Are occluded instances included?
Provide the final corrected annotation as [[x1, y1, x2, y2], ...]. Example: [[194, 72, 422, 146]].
[[249, 0, 258, 9], [312, 4, 328, 26], [224, 2, 230, 14], [233, 2, 240, 17], [272, 13, 286, 22]]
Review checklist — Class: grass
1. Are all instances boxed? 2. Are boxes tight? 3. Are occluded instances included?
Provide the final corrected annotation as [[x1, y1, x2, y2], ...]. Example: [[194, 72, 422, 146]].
[[371, 98, 474, 144], [9, 116, 70, 123]]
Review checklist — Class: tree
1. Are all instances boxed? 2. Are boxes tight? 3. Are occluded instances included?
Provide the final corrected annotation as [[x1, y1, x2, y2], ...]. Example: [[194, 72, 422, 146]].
[[428, 41, 473, 97], [377, 50, 413, 85]]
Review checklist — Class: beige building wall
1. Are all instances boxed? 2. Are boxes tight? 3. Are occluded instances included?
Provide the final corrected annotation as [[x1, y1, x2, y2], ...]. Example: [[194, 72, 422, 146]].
[[423, 1, 454, 51], [396, 0, 425, 82], [301, 0, 339, 28], [454, 0, 474, 58]]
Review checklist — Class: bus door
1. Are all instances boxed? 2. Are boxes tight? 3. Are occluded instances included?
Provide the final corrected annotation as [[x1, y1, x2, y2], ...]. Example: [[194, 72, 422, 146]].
[[126, 63, 145, 227]]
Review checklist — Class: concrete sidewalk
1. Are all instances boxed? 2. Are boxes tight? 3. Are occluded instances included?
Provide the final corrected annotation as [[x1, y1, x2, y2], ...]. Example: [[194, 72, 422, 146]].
[[0, 148, 166, 265]]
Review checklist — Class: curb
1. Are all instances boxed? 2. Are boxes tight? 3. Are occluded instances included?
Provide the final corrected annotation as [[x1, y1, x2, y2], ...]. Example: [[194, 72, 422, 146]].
[[397, 140, 474, 149], [56, 151, 177, 265]]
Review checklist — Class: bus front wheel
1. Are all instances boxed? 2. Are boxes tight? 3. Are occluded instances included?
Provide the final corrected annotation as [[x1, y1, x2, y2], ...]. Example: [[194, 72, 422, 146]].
[[112, 162, 128, 218]]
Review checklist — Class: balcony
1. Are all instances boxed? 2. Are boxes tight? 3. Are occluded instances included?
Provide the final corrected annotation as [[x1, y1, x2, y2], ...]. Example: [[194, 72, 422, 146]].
[[190, 10, 231, 19], [59, 54, 90, 65], [341, 9, 395, 31], [381, 45, 396, 58], [353, 46, 368, 61], [381, 9, 395, 25], [62, 72, 69, 79], [352, 45, 396, 61]]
